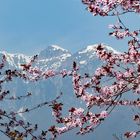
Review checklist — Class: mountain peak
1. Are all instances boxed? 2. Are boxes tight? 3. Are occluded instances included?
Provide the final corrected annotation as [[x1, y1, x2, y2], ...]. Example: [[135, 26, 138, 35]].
[[38, 45, 71, 60], [78, 44, 119, 54], [47, 45, 68, 52]]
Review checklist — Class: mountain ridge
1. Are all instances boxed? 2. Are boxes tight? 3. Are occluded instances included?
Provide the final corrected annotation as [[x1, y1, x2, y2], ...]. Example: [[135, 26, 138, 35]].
[[0, 44, 120, 70]]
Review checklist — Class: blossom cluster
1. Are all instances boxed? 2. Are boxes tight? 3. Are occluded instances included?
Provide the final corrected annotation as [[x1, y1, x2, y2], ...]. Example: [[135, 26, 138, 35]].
[[82, 0, 140, 16]]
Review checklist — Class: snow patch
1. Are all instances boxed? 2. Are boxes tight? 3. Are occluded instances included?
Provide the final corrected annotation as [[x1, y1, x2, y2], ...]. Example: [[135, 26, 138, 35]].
[[79, 60, 87, 65], [17, 107, 26, 120], [78, 44, 120, 54], [50, 45, 68, 52], [78, 44, 98, 54]]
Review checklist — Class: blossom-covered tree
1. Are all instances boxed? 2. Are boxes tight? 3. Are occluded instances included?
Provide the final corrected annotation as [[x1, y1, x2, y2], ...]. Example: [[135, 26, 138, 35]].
[[0, 0, 140, 140]]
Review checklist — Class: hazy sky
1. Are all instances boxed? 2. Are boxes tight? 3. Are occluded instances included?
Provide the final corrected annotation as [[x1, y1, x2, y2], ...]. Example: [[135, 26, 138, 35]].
[[0, 0, 139, 55]]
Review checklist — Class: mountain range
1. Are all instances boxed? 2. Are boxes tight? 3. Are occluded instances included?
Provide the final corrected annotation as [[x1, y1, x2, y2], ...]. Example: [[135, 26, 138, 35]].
[[0, 44, 138, 140]]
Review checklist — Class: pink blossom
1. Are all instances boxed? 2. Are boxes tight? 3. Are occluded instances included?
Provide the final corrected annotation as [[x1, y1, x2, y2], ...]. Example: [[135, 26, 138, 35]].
[[124, 131, 137, 138], [100, 111, 108, 118]]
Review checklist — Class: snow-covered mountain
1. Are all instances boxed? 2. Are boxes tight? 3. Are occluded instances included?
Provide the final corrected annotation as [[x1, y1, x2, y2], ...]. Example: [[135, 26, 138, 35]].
[[0, 44, 119, 70], [0, 51, 30, 69], [0, 45, 137, 140]]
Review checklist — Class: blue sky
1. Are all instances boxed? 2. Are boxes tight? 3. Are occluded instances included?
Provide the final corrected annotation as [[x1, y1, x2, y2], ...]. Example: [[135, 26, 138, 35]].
[[0, 0, 139, 55]]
